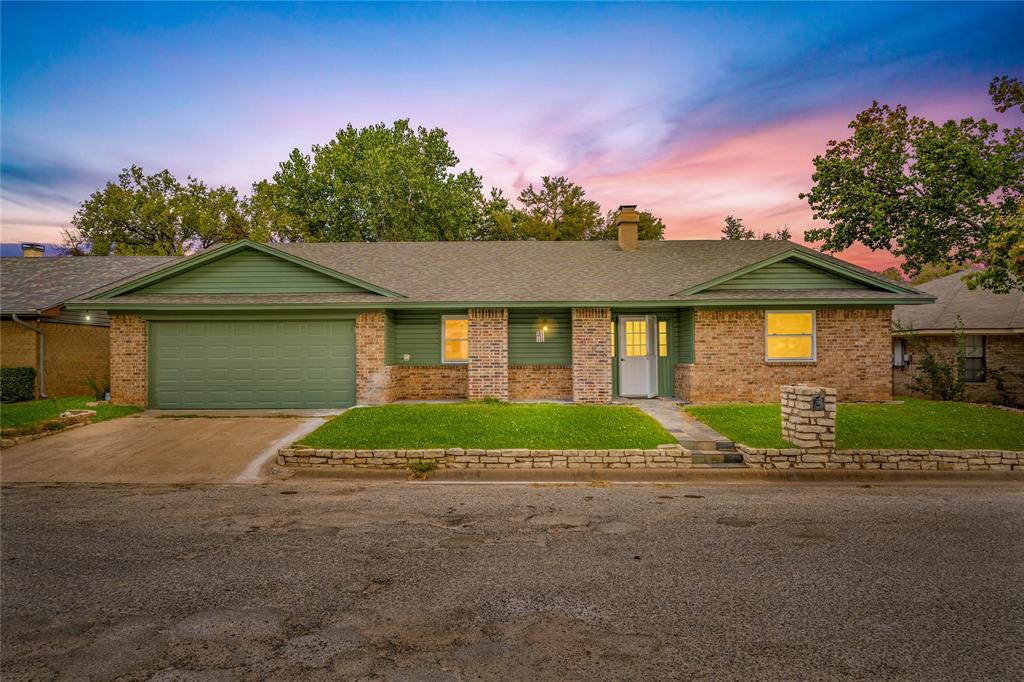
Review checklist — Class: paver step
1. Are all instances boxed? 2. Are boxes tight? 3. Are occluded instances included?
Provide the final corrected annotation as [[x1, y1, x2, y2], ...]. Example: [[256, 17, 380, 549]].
[[690, 450, 745, 465], [678, 439, 736, 452]]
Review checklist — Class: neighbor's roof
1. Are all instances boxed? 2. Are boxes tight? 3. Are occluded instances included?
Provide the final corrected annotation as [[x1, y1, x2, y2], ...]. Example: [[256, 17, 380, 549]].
[[67, 239, 932, 307], [0, 256, 176, 315], [893, 270, 1024, 331]]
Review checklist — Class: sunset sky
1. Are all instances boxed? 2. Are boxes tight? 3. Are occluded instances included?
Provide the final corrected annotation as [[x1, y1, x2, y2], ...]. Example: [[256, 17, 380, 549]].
[[2, 2, 1022, 268]]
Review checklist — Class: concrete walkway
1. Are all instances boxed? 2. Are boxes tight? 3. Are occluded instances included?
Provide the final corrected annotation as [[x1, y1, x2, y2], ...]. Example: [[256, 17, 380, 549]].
[[625, 398, 734, 449]]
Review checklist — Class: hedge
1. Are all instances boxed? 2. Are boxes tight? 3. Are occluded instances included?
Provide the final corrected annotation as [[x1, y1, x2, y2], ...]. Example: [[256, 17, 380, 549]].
[[0, 367, 36, 403]]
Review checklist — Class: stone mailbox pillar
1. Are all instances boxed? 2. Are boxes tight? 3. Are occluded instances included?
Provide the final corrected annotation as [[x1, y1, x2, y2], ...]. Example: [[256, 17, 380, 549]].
[[781, 384, 836, 460]]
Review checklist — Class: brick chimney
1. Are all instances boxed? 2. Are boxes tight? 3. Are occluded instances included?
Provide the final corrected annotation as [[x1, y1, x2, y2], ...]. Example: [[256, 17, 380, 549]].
[[21, 243, 45, 258], [614, 205, 639, 251]]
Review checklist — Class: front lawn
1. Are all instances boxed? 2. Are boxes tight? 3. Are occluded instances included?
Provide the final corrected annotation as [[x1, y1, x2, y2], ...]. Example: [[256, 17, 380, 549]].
[[1, 396, 143, 431], [298, 402, 676, 450], [686, 399, 1024, 451]]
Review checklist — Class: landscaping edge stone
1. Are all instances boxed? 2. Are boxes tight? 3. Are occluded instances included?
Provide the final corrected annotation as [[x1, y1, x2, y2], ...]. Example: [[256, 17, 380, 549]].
[[738, 445, 1024, 471], [0, 410, 96, 449], [277, 444, 693, 469]]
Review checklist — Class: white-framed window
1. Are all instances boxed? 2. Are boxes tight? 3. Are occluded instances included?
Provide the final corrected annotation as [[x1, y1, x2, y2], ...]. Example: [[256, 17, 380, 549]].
[[964, 335, 986, 382], [441, 315, 469, 364], [765, 311, 816, 362]]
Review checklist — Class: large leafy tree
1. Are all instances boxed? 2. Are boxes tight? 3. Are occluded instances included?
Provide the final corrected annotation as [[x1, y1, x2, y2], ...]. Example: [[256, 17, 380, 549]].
[[257, 119, 484, 242], [801, 77, 1024, 292], [516, 176, 603, 241], [63, 165, 251, 255]]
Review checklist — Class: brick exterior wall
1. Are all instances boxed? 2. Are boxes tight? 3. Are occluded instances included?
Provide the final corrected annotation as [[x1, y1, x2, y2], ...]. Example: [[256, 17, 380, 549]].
[[42, 322, 110, 397], [894, 333, 1024, 403], [1, 321, 40, 396], [677, 308, 892, 403], [356, 311, 391, 405], [508, 365, 572, 401], [110, 314, 148, 406], [467, 308, 508, 400], [572, 307, 612, 404], [391, 365, 468, 400]]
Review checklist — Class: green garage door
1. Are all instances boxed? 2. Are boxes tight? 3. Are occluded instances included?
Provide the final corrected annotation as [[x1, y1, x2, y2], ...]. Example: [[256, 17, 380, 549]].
[[150, 320, 356, 409]]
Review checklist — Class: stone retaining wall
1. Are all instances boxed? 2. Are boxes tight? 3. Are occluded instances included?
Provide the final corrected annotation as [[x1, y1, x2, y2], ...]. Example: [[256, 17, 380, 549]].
[[278, 444, 691, 470], [0, 409, 95, 448], [739, 445, 1023, 471]]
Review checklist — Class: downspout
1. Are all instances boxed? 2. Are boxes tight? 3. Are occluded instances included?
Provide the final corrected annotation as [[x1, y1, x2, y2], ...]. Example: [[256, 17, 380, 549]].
[[11, 314, 46, 398]]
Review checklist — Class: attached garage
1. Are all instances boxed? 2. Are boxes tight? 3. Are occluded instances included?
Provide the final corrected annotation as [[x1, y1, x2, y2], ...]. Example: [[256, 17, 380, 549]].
[[150, 319, 356, 409]]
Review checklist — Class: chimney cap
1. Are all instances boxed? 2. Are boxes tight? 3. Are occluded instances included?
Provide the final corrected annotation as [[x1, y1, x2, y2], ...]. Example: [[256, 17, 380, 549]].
[[20, 242, 46, 257], [617, 204, 638, 211]]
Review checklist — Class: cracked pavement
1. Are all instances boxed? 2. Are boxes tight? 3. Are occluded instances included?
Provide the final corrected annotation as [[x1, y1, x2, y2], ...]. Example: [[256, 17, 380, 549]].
[[2, 481, 1022, 680]]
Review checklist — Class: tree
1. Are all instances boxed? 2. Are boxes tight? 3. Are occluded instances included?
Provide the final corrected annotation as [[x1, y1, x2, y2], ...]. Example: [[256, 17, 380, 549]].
[[63, 165, 251, 255], [257, 119, 484, 242], [876, 266, 905, 283], [990, 75, 1023, 114], [472, 188, 523, 241], [516, 176, 603, 241], [721, 215, 790, 240], [910, 261, 963, 285], [801, 82, 1024, 291], [589, 209, 666, 241]]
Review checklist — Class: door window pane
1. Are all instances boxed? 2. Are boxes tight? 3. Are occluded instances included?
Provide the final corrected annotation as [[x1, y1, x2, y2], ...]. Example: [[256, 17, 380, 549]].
[[658, 320, 668, 357], [625, 320, 648, 357]]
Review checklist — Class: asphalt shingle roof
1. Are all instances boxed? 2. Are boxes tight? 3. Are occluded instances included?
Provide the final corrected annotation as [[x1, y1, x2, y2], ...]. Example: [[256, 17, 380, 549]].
[[893, 271, 1024, 331], [0, 256, 176, 314]]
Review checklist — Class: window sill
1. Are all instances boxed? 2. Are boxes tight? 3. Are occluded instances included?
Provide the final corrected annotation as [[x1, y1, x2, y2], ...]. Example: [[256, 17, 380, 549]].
[[766, 361, 817, 366]]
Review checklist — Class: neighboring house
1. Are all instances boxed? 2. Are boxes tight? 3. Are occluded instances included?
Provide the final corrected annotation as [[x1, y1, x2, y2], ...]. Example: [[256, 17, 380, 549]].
[[0, 245, 174, 397], [51, 208, 933, 409], [893, 270, 1024, 403]]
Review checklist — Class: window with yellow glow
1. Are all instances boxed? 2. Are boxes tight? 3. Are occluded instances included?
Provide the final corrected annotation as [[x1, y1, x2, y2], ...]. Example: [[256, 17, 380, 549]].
[[658, 320, 668, 357], [610, 321, 616, 357], [625, 319, 648, 357], [765, 311, 815, 361], [442, 315, 468, 363]]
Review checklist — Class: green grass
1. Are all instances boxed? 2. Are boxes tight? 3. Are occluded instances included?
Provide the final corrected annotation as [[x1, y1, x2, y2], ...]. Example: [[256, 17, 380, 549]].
[[686, 399, 1024, 451], [299, 402, 677, 450], [0, 396, 143, 431]]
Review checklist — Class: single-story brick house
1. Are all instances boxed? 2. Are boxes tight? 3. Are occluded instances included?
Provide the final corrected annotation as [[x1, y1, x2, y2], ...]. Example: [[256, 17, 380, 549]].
[[58, 207, 932, 409], [0, 244, 173, 397], [893, 270, 1024, 403]]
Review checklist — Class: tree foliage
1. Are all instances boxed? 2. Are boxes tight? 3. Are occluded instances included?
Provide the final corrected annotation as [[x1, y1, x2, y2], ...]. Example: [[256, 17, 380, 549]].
[[875, 266, 905, 283], [256, 119, 483, 242], [990, 75, 1024, 114], [515, 176, 604, 241], [801, 81, 1024, 291], [63, 165, 251, 255], [589, 209, 666, 241], [720, 215, 790, 240], [909, 261, 963, 285]]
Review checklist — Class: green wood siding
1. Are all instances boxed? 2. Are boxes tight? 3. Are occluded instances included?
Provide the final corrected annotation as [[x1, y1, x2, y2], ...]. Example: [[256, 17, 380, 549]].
[[675, 308, 694, 364], [139, 249, 368, 294], [508, 309, 571, 366], [386, 309, 466, 366], [150, 319, 355, 408], [708, 259, 869, 290]]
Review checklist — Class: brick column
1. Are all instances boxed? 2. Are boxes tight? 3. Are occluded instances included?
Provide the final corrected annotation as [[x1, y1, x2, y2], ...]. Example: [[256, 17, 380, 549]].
[[468, 308, 508, 400], [356, 312, 391, 405], [110, 314, 148, 406], [572, 307, 612, 404], [781, 384, 837, 467]]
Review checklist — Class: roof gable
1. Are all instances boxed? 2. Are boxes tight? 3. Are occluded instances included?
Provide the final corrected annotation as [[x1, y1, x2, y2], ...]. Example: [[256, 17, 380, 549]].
[[92, 241, 402, 299], [677, 250, 917, 296]]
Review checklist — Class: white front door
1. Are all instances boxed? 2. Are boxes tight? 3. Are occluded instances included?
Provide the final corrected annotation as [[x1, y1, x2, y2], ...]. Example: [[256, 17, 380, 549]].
[[618, 315, 656, 397]]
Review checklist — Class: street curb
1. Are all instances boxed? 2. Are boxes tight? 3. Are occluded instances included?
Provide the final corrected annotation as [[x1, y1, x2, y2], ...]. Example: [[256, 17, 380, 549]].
[[285, 467, 1024, 484]]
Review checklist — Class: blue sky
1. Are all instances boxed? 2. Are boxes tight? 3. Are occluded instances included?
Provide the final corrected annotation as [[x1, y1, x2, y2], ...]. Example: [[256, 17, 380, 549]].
[[2, 1, 1022, 266]]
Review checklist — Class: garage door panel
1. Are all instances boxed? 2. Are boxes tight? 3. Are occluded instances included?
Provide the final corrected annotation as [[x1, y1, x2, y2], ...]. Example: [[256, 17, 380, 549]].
[[151, 320, 356, 408]]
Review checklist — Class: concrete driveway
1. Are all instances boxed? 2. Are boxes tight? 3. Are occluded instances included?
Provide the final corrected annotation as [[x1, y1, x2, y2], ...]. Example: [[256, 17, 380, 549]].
[[0, 411, 331, 484]]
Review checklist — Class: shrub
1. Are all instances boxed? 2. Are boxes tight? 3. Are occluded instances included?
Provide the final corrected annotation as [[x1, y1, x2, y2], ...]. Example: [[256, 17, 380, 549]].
[[407, 460, 438, 480], [84, 375, 110, 402], [896, 318, 967, 401], [0, 367, 36, 403]]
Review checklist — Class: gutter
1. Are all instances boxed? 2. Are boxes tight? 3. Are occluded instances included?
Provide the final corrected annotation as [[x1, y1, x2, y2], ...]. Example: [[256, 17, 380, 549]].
[[10, 313, 46, 398]]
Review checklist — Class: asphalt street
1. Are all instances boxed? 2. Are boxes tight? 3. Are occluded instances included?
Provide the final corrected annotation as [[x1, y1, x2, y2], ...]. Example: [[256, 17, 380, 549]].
[[2, 480, 1022, 680]]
